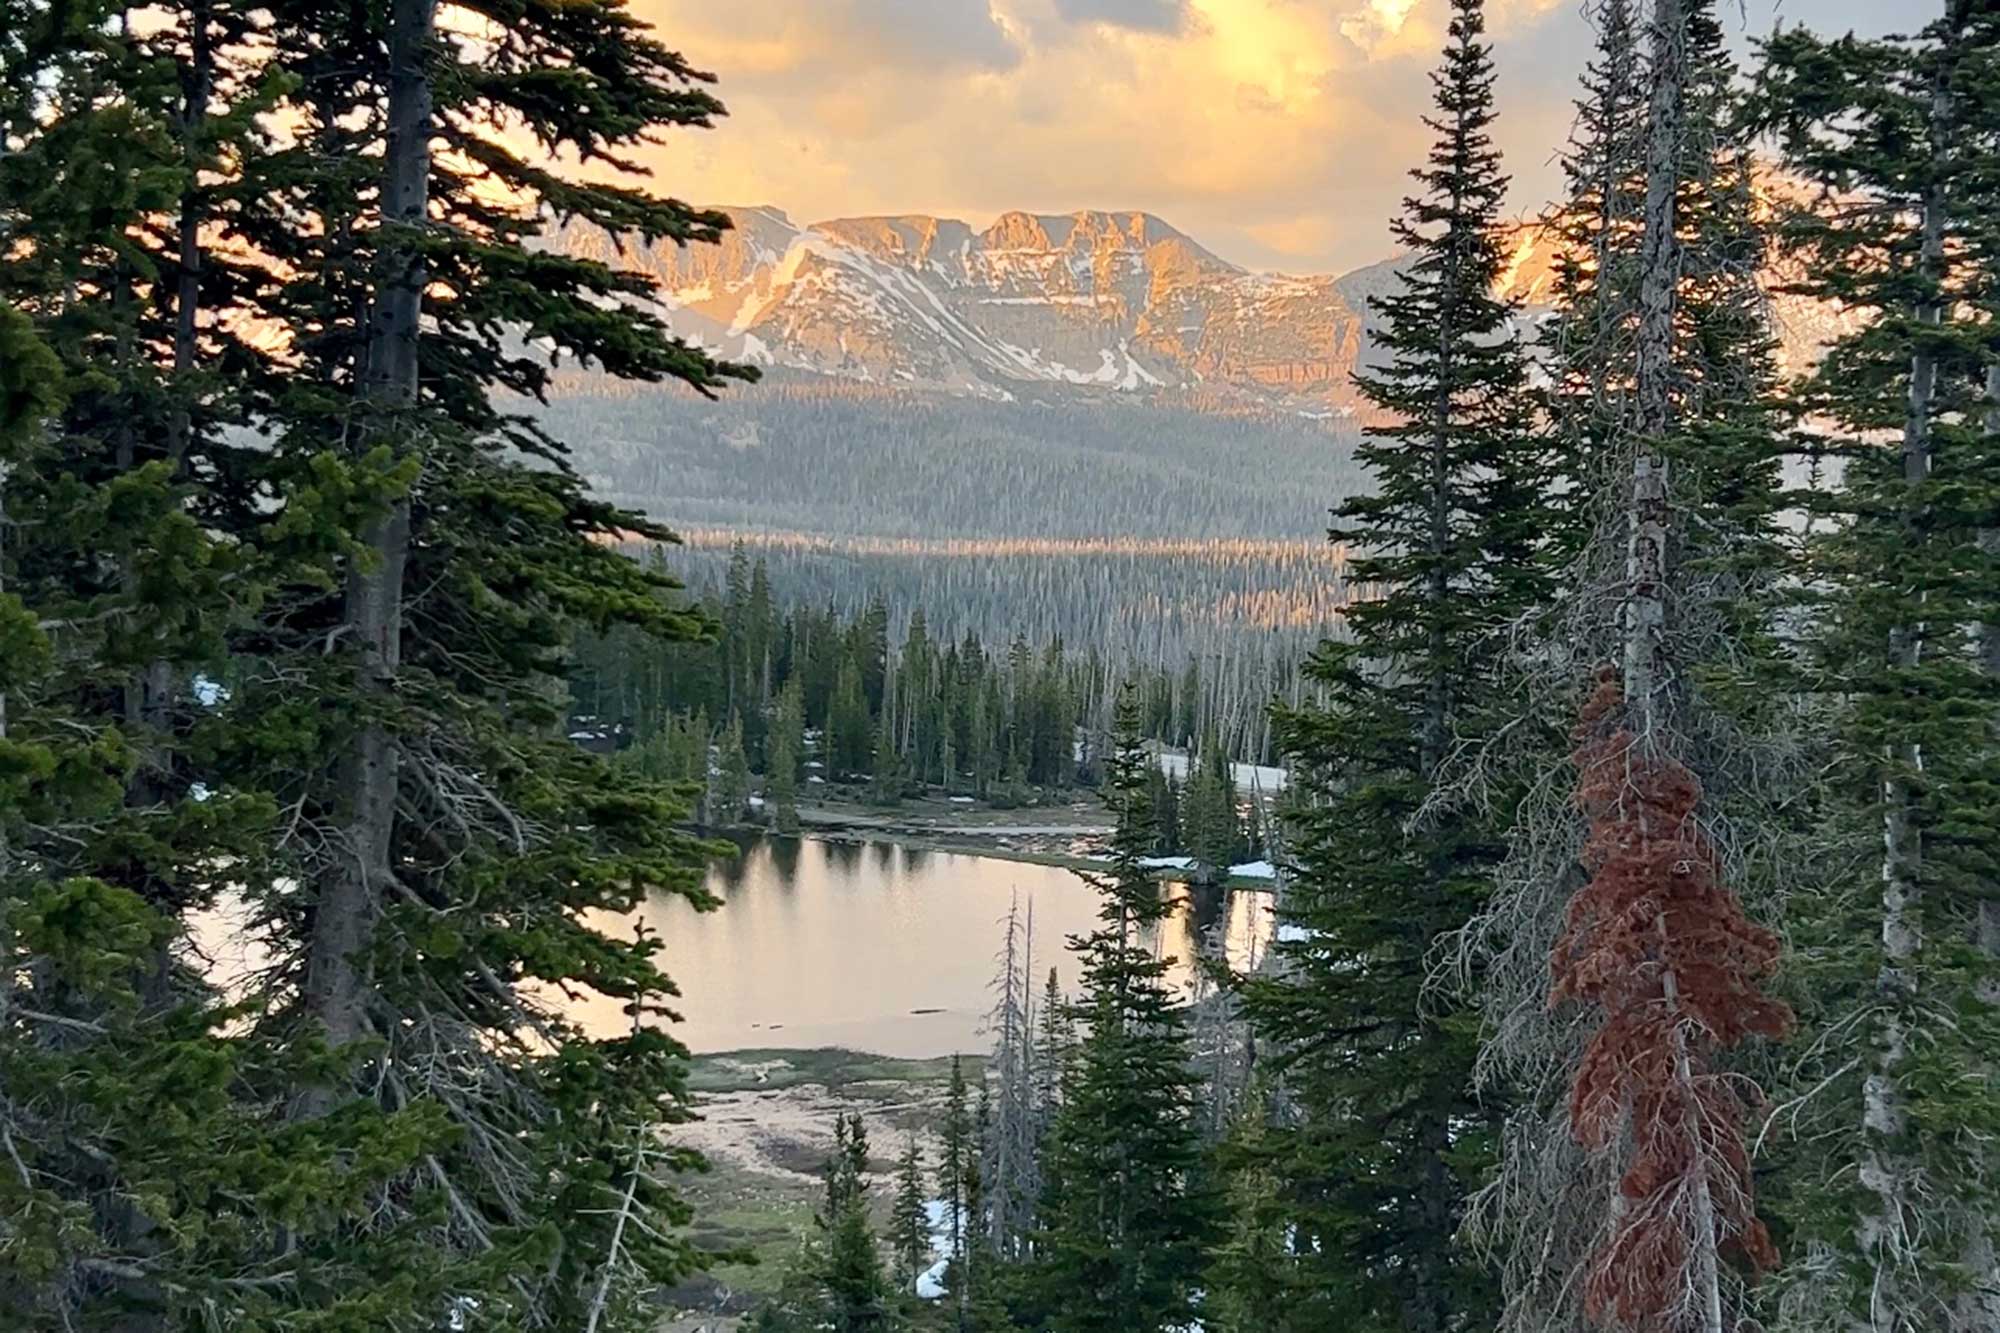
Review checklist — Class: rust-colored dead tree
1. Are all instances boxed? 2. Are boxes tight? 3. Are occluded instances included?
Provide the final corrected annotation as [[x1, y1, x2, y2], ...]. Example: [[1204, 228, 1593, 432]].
[[1552, 671, 1792, 1331]]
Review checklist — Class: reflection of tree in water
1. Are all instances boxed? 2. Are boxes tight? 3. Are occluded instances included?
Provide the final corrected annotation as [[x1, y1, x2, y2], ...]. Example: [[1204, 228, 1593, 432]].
[[822, 838, 864, 879], [868, 839, 895, 875], [766, 834, 803, 887], [1182, 880, 1225, 938], [901, 846, 933, 877], [711, 832, 755, 893]]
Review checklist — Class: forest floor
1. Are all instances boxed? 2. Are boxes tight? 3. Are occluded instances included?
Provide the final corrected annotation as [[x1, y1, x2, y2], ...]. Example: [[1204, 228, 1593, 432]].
[[655, 1048, 984, 1326]]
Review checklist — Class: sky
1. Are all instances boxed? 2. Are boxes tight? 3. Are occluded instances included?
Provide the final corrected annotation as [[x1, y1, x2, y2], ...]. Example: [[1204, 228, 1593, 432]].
[[632, 0, 1902, 276]]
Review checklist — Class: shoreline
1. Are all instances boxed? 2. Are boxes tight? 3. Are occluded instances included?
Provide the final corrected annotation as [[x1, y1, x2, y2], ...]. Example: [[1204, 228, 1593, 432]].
[[780, 801, 1280, 888]]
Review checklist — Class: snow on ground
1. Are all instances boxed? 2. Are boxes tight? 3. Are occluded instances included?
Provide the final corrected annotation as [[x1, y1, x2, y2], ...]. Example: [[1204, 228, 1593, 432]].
[[915, 1199, 960, 1300], [1153, 746, 1287, 793], [1227, 860, 1276, 880], [1140, 855, 1195, 871]]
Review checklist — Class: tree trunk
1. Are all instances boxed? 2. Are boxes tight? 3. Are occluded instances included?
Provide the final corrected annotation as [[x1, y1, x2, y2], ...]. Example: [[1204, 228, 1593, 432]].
[[1629, 7, 1722, 1332], [299, 0, 435, 1111], [1861, 22, 1956, 1322], [1961, 364, 2000, 1329], [1627, 0, 1682, 746]]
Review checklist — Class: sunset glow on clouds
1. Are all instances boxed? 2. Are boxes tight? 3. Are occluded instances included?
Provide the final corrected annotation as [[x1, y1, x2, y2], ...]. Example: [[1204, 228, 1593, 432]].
[[629, 0, 1894, 274]]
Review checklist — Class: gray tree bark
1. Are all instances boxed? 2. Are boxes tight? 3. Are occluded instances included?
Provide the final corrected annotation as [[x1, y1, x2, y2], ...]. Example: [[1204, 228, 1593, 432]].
[[1859, 20, 1959, 1326], [1628, 7, 1721, 1332], [300, 0, 435, 1109]]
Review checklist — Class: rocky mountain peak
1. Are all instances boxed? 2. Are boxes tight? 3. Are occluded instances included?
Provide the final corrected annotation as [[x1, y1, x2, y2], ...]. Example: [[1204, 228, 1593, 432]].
[[542, 197, 1837, 412]]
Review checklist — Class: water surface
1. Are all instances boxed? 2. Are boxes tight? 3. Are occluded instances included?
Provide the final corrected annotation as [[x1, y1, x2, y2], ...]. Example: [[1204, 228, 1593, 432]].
[[568, 836, 1276, 1058]]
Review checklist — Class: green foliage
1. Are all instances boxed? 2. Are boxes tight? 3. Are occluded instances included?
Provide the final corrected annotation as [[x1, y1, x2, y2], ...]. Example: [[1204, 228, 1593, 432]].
[[892, 1136, 931, 1289], [1233, 4, 1555, 1328], [757, 1114, 899, 1333], [1031, 695, 1219, 1333], [1744, 7, 2000, 1325]]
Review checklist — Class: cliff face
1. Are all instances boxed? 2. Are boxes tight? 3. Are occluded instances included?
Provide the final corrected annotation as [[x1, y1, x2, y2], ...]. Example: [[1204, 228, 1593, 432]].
[[546, 207, 1372, 408], [545, 198, 1840, 411]]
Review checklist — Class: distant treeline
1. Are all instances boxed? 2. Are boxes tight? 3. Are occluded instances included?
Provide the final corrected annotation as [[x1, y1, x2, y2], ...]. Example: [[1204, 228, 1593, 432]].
[[638, 529, 1353, 676], [532, 379, 1367, 542], [568, 543, 1303, 830]]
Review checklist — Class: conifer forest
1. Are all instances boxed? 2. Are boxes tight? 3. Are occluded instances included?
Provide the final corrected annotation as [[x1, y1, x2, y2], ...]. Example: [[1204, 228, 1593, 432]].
[[6, 0, 2000, 1330]]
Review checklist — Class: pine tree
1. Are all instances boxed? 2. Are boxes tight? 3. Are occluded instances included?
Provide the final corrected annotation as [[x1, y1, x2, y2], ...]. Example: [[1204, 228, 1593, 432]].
[[892, 1136, 932, 1291], [1034, 692, 1217, 1333], [1031, 967, 1070, 1135], [1750, 6, 2000, 1327], [1541, 0, 1649, 528], [719, 709, 753, 824], [1207, 1086, 1313, 1333], [0, 7, 341, 1321], [938, 1054, 976, 1330], [1234, 4, 1553, 1328], [195, 0, 759, 1318], [761, 1115, 897, 1333], [828, 653, 874, 779], [771, 676, 805, 835]]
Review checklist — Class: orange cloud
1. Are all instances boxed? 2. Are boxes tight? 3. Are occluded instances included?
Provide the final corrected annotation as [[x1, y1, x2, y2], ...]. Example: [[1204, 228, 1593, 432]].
[[622, 0, 1628, 272]]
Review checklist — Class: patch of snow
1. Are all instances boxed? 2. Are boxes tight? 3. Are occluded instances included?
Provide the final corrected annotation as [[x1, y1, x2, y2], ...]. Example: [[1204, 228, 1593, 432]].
[[1229, 860, 1277, 880], [1155, 748, 1288, 793], [1139, 855, 1196, 870], [948, 796, 976, 805]]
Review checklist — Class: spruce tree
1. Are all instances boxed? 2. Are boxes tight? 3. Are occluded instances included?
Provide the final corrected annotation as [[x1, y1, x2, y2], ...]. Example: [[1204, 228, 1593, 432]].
[[1233, 3, 1554, 1328], [770, 676, 805, 834], [719, 709, 752, 823], [1034, 692, 1217, 1333], [938, 1054, 975, 1330], [760, 1115, 897, 1333], [189, 0, 760, 1319], [892, 1136, 931, 1291], [1752, 6, 2000, 1327], [0, 7, 341, 1321]]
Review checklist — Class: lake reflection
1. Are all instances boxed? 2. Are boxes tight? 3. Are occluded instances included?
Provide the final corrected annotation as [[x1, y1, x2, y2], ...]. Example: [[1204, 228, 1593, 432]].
[[567, 836, 1276, 1059]]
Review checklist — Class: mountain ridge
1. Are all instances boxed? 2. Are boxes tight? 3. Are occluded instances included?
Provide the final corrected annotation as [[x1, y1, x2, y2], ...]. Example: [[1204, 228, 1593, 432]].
[[547, 201, 1839, 412]]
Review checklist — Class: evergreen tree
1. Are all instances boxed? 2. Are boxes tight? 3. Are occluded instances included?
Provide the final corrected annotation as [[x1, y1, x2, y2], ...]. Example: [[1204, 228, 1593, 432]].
[[827, 653, 874, 779], [892, 1136, 932, 1291], [205, 0, 758, 1318], [719, 710, 753, 824], [770, 676, 805, 835], [1235, 4, 1555, 1328], [1207, 1087, 1313, 1333], [1031, 968, 1071, 1135], [1035, 692, 1218, 1333], [0, 9, 339, 1321], [760, 1114, 898, 1333], [938, 1054, 976, 1330], [1541, 0, 1648, 529], [1751, 6, 2000, 1327]]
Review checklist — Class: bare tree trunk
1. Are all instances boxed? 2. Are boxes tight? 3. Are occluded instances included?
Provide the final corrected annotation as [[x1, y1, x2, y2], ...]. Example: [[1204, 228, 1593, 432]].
[[1861, 25, 1956, 1324], [1627, 0, 1682, 746], [1629, 7, 1721, 1332], [300, 0, 434, 1110]]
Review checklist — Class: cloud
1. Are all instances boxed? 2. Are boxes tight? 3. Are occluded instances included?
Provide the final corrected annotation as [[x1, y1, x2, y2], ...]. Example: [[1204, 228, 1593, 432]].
[[663, 0, 1021, 80], [639, 0, 1883, 273], [1053, 0, 1189, 32]]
